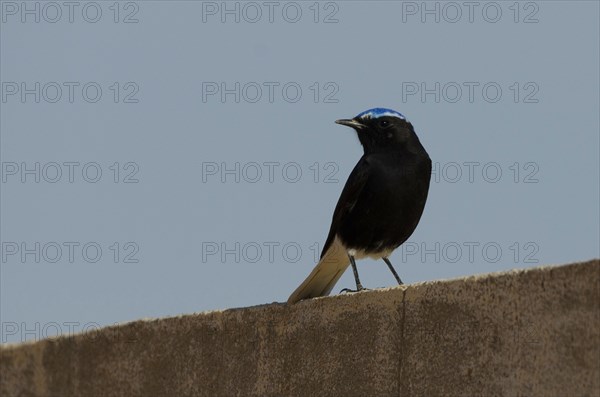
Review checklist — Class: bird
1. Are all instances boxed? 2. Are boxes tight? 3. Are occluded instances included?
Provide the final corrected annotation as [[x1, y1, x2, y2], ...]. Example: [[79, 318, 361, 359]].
[[287, 108, 432, 304]]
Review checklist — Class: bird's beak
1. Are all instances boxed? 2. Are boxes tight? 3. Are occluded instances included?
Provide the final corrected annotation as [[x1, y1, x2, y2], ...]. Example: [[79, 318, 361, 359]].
[[335, 119, 366, 130]]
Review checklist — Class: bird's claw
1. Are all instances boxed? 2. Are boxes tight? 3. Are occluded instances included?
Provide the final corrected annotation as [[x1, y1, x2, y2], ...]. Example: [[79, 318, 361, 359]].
[[340, 286, 369, 294]]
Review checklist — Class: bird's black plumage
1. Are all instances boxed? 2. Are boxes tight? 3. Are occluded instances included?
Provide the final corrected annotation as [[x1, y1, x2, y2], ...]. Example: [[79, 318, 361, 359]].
[[322, 113, 431, 260], [288, 108, 431, 303]]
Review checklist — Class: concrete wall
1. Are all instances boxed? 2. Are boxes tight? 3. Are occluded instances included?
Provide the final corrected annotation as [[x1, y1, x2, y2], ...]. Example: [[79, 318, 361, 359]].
[[1, 259, 599, 397]]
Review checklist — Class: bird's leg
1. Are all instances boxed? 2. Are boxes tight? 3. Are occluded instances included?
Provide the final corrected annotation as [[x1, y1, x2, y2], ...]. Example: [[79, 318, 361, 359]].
[[340, 254, 367, 293], [382, 257, 403, 285]]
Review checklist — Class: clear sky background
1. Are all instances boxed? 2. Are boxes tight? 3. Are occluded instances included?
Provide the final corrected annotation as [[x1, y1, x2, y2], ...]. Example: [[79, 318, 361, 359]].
[[1, 1, 598, 344]]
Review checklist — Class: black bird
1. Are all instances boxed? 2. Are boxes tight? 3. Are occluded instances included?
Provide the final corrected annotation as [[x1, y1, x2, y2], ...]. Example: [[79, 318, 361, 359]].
[[288, 108, 431, 304]]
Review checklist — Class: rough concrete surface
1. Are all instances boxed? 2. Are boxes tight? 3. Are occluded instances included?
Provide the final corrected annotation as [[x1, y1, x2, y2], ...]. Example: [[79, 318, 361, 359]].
[[1, 259, 599, 397]]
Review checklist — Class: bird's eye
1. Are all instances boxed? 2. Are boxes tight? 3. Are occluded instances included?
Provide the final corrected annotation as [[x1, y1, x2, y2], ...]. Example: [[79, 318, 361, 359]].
[[378, 119, 391, 128]]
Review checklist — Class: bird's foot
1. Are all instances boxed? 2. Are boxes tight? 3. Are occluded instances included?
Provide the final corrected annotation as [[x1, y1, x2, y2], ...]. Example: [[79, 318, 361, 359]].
[[340, 286, 369, 294]]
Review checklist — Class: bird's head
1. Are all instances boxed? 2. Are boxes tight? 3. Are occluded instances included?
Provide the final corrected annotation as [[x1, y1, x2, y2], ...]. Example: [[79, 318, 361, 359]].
[[335, 108, 420, 153]]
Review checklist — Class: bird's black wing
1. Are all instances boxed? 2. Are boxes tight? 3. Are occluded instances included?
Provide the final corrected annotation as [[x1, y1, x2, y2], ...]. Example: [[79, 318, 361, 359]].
[[320, 156, 371, 259]]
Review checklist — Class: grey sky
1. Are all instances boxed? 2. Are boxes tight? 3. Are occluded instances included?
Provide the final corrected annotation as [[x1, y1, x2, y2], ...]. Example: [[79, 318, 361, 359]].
[[1, 1, 598, 344]]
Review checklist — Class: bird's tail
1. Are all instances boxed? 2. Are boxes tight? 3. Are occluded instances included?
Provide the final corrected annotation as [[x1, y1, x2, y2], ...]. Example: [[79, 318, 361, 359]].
[[287, 237, 349, 304]]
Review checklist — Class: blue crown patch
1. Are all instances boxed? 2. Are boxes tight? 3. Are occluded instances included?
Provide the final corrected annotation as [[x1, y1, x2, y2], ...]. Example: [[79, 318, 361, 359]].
[[356, 108, 406, 120]]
